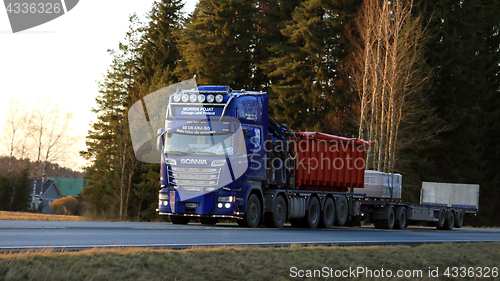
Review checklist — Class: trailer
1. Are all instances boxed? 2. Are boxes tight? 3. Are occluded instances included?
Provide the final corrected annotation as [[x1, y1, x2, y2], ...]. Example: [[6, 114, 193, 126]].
[[155, 85, 479, 230]]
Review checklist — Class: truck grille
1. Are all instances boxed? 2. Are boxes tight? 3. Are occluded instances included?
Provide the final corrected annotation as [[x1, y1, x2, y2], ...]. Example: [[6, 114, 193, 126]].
[[168, 167, 221, 187]]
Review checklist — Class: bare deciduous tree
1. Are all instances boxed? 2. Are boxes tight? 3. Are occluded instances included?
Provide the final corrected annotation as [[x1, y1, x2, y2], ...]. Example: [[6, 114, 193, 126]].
[[1, 99, 28, 176], [28, 99, 79, 208], [351, 0, 430, 173]]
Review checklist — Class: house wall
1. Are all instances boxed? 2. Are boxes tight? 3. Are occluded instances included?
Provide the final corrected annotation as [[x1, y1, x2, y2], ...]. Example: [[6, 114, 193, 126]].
[[40, 186, 61, 214]]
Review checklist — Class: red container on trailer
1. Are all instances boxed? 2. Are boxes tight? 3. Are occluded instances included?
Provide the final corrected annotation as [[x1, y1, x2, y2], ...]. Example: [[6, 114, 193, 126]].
[[294, 132, 372, 192]]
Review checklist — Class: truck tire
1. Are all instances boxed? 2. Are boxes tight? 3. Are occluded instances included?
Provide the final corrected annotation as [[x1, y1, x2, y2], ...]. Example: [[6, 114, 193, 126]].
[[265, 195, 287, 228], [170, 215, 190, 225], [443, 211, 455, 230], [454, 210, 464, 228], [380, 206, 395, 229], [435, 208, 446, 230], [394, 207, 407, 229], [335, 195, 348, 226], [199, 218, 218, 225], [242, 194, 261, 228], [303, 197, 320, 229], [319, 197, 335, 229]]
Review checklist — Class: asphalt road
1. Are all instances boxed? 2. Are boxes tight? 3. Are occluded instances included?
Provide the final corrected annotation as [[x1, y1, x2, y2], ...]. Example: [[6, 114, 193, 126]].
[[1, 220, 499, 251]]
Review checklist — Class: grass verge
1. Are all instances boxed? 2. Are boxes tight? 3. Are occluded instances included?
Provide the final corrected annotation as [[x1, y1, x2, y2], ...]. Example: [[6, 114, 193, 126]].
[[0, 211, 85, 221], [0, 243, 499, 280]]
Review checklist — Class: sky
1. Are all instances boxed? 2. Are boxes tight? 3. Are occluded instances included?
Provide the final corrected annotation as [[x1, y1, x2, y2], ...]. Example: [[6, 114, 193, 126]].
[[0, 0, 198, 170]]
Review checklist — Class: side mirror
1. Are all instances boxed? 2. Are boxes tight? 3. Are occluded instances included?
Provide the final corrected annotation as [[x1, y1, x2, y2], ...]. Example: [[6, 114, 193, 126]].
[[156, 128, 166, 151]]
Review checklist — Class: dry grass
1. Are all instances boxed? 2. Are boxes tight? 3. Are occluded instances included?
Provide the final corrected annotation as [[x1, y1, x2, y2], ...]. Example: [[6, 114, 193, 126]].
[[0, 243, 498, 280], [0, 211, 86, 221]]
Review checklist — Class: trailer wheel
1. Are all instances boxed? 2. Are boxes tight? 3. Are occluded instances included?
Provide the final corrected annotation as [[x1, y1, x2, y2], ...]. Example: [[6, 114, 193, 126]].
[[435, 208, 446, 230], [335, 196, 348, 226], [170, 215, 190, 225], [454, 210, 464, 228], [380, 206, 395, 229], [394, 207, 407, 229], [319, 197, 335, 229], [303, 197, 320, 229], [265, 195, 287, 228], [199, 218, 218, 225], [242, 194, 261, 228], [443, 211, 455, 230]]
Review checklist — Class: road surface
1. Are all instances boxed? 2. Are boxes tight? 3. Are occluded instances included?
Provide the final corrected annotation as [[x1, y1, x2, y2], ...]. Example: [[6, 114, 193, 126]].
[[1, 220, 499, 251]]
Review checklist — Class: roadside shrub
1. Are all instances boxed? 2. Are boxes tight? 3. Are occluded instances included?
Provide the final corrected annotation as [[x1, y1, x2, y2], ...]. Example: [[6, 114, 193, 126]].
[[50, 196, 79, 215]]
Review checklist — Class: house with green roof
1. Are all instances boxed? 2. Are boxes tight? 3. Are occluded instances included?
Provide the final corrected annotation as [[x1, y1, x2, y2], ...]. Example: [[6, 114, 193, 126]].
[[49, 177, 85, 198]]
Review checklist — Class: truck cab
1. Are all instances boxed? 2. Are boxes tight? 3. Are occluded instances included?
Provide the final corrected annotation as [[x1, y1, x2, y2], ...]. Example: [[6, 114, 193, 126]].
[[157, 86, 276, 226]]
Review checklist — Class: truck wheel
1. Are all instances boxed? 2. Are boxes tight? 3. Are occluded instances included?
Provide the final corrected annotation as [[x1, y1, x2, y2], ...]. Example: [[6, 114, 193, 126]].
[[242, 194, 261, 228], [335, 196, 348, 226], [443, 211, 455, 230], [435, 208, 446, 230], [319, 197, 335, 229], [265, 195, 287, 228], [303, 197, 320, 229], [170, 215, 190, 225], [380, 206, 395, 229], [199, 218, 218, 225], [454, 210, 464, 228], [394, 207, 407, 229]]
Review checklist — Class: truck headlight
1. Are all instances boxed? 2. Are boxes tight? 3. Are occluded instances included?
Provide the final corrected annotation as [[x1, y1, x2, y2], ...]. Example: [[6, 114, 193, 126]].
[[159, 193, 169, 200], [218, 196, 235, 203]]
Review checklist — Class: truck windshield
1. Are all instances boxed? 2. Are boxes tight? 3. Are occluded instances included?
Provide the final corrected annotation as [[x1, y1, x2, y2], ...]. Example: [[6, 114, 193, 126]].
[[164, 133, 235, 156]]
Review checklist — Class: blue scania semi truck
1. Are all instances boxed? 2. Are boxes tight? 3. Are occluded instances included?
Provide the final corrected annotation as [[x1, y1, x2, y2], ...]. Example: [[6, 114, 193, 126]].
[[155, 85, 479, 230]]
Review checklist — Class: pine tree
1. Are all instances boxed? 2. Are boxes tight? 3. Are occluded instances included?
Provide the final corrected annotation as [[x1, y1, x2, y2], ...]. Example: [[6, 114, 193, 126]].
[[418, 0, 500, 225], [139, 0, 185, 94], [420, 0, 500, 181], [82, 16, 142, 220], [177, 0, 258, 88], [268, 0, 360, 132]]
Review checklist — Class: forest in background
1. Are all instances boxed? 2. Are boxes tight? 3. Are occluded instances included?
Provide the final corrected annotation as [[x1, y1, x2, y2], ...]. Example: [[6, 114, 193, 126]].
[[81, 0, 500, 225]]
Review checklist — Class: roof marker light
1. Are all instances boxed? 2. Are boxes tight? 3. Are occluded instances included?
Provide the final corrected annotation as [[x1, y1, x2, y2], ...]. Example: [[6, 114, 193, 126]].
[[207, 94, 215, 103], [182, 94, 189, 102], [198, 95, 206, 103], [190, 94, 197, 102], [173, 93, 181, 102], [215, 94, 223, 103]]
